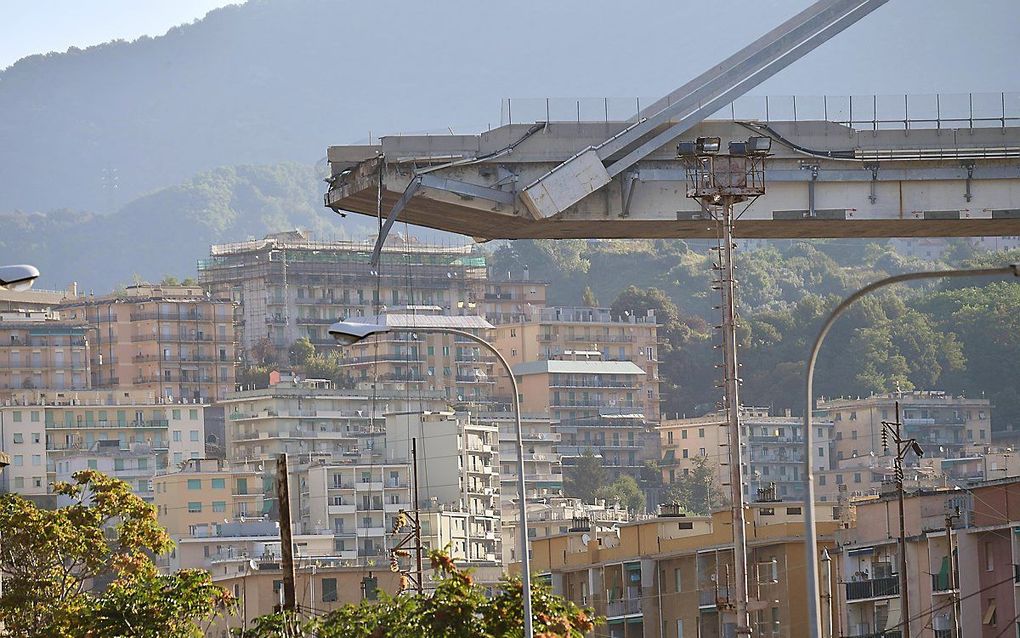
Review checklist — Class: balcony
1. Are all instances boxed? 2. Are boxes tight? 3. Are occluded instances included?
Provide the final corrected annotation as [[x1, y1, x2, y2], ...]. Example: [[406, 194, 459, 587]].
[[931, 571, 957, 593], [606, 598, 642, 618], [356, 480, 385, 491], [845, 576, 899, 601], [328, 503, 356, 515], [698, 587, 729, 608], [384, 501, 410, 513], [356, 525, 386, 536]]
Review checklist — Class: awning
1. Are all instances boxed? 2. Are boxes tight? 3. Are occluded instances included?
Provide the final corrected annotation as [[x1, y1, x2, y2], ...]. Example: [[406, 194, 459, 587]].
[[847, 546, 875, 556], [983, 601, 997, 625]]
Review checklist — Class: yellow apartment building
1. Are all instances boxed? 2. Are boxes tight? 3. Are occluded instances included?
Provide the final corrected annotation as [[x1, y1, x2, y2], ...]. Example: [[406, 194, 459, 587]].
[[0, 311, 91, 394], [58, 284, 237, 401], [493, 305, 660, 422], [153, 458, 269, 536], [527, 502, 843, 638]]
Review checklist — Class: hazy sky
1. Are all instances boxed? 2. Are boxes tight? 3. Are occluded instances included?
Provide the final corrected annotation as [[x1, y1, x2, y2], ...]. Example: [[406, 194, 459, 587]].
[[0, 0, 241, 68]]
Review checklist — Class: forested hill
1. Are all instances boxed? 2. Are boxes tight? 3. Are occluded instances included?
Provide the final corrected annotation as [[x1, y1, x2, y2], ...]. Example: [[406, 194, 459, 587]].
[[490, 239, 1020, 430], [0, 163, 374, 291]]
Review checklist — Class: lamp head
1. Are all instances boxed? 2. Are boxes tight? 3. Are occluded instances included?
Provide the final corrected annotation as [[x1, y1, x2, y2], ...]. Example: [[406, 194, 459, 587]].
[[0, 264, 40, 291], [328, 320, 392, 346], [911, 441, 925, 458]]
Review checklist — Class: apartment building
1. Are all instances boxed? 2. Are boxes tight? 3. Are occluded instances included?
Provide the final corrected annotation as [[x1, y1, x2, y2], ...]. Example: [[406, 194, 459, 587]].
[[53, 441, 162, 500], [817, 391, 991, 463], [385, 411, 501, 564], [477, 272, 548, 325], [0, 285, 70, 313], [58, 284, 236, 401], [0, 390, 205, 497], [219, 378, 447, 466], [302, 461, 413, 560], [197, 230, 488, 353], [0, 311, 91, 394], [336, 311, 498, 404], [470, 411, 563, 498], [493, 305, 660, 422], [512, 357, 651, 480], [658, 408, 835, 502], [527, 501, 843, 638], [834, 478, 1020, 638], [153, 458, 270, 536], [501, 495, 631, 564]]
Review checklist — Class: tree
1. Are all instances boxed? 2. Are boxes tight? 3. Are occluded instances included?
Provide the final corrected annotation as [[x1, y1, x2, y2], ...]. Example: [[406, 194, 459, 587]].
[[563, 449, 609, 503], [662, 454, 722, 515], [289, 336, 316, 366], [0, 470, 232, 637], [239, 550, 600, 638], [596, 474, 646, 514], [581, 285, 598, 307], [161, 274, 180, 286], [249, 337, 281, 367]]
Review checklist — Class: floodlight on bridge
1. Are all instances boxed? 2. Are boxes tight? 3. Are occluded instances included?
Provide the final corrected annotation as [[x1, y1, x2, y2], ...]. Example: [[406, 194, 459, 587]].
[[696, 136, 721, 154], [728, 136, 773, 156]]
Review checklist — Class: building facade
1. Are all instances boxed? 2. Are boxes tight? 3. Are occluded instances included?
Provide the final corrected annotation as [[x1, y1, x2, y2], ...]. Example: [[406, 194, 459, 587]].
[[197, 231, 489, 354], [0, 311, 91, 394], [58, 284, 237, 401]]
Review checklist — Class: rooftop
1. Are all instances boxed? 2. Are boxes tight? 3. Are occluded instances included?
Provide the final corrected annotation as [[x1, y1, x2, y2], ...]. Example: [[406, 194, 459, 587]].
[[512, 359, 646, 376]]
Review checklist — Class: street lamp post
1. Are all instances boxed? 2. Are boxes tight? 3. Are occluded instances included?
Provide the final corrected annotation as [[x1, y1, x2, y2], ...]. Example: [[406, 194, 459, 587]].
[[803, 264, 1019, 638], [329, 320, 535, 638]]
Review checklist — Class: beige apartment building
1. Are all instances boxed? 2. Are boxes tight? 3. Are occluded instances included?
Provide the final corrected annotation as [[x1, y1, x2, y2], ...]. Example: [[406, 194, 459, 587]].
[[817, 391, 991, 463], [493, 305, 660, 422], [501, 495, 631, 564], [153, 458, 270, 536], [0, 389, 205, 498], [58, 284, 236, 401], [0, 311, 91, 394], [336, 311, 498, 405], [477, 273, 548, 325], [470, 411, 563, 497], [659, 407, 835, 503], [196, 231, 489, 353], [526, 501, 843, 638], [0, 285, 70, 313], [512, 357, 651, 479]]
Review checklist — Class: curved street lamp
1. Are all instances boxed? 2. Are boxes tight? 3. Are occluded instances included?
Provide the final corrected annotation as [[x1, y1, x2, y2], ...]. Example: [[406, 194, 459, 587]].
[[0, 264, 40, 291], [329, 319, 535, 638], [803, 264, 1019, 638]]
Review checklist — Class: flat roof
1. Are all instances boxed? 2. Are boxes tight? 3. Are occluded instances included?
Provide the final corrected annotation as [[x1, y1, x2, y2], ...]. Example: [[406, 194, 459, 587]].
[[512, 360, 645, 376]]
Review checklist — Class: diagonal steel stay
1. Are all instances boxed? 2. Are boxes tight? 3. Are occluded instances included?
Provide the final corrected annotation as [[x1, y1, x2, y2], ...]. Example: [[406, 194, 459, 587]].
[[598, 0, 864, 160], [605, 0, 889, 179], [519, 0, 887, 219], [370, 177, 421, 267]]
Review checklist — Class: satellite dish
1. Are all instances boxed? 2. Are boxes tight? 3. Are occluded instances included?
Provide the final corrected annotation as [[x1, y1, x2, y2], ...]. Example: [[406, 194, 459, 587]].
[[581, 533, 591, 546]]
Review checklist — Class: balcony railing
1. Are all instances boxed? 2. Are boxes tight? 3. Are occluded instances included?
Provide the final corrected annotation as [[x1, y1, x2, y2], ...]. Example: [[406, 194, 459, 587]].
[[931, 571, 957, 592], [605, 598, 641, 618], [845, 576, 899, 601]]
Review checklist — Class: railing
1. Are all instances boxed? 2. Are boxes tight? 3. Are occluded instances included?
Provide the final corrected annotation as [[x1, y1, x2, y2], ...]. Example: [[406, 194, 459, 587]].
[[932, 571, 957, 592], [605, 598, 641, 618], [499, 91, 1020, 131], [845, 576, 899, 601]]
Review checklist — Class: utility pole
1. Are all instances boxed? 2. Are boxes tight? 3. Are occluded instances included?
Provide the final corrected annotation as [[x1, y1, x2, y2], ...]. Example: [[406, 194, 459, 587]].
[[945, 506, 962, 638], [390, 438, 424, 594], [276, 453, 297, 613], [881, 401, 924, 638], [820, 549, 833, 638], [679, 137, 769, 636]]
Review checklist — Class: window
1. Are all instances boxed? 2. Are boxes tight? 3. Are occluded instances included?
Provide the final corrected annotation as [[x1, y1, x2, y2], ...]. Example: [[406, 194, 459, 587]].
[[172, 409, 181, 420], [190, 430, 200, 442], [31, 433, 40, 444], [190, 409, 198, 420], [138, 458, 148, 470], [173, 431, 182, 442], [985, 543, 994, 571], [676, 619, 684, 638], [682, 449, 689, 459], [983, 599, 997, 625], [12, 411, 21, 422], [87, 459, 98, 470], [114, 459, 125, 471], [853, 473, 862, 484], [188, 479, 202, 490], [819, 475, 827, 486], [12, 433, 23, 444], [681, 430, 688, 440], [212, 478, 226, 489], [698, 428, 705, 438], [187, 502, 202, 513], [31, 454, 41, 466], [212, 501, 226, 513], [321, 578, 338, 602], [674, 568, 683, 592]]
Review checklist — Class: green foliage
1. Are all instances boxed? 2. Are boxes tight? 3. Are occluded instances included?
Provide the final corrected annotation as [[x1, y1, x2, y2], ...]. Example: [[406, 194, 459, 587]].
[[289, 337, 316, 366], [662, 454, 722, 515], [563, 449, 609, 503], [595, 474, 646, 514], [0, 470, 232, 637], [237, 551, 600, 638], [581, 285, 598, 307]]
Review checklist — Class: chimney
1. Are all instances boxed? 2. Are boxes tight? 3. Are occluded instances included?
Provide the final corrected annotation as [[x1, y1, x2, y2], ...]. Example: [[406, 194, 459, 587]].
[[785, 408, 792, 417], [523, 265, 530, 281], [67, 282, 78, 298]]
